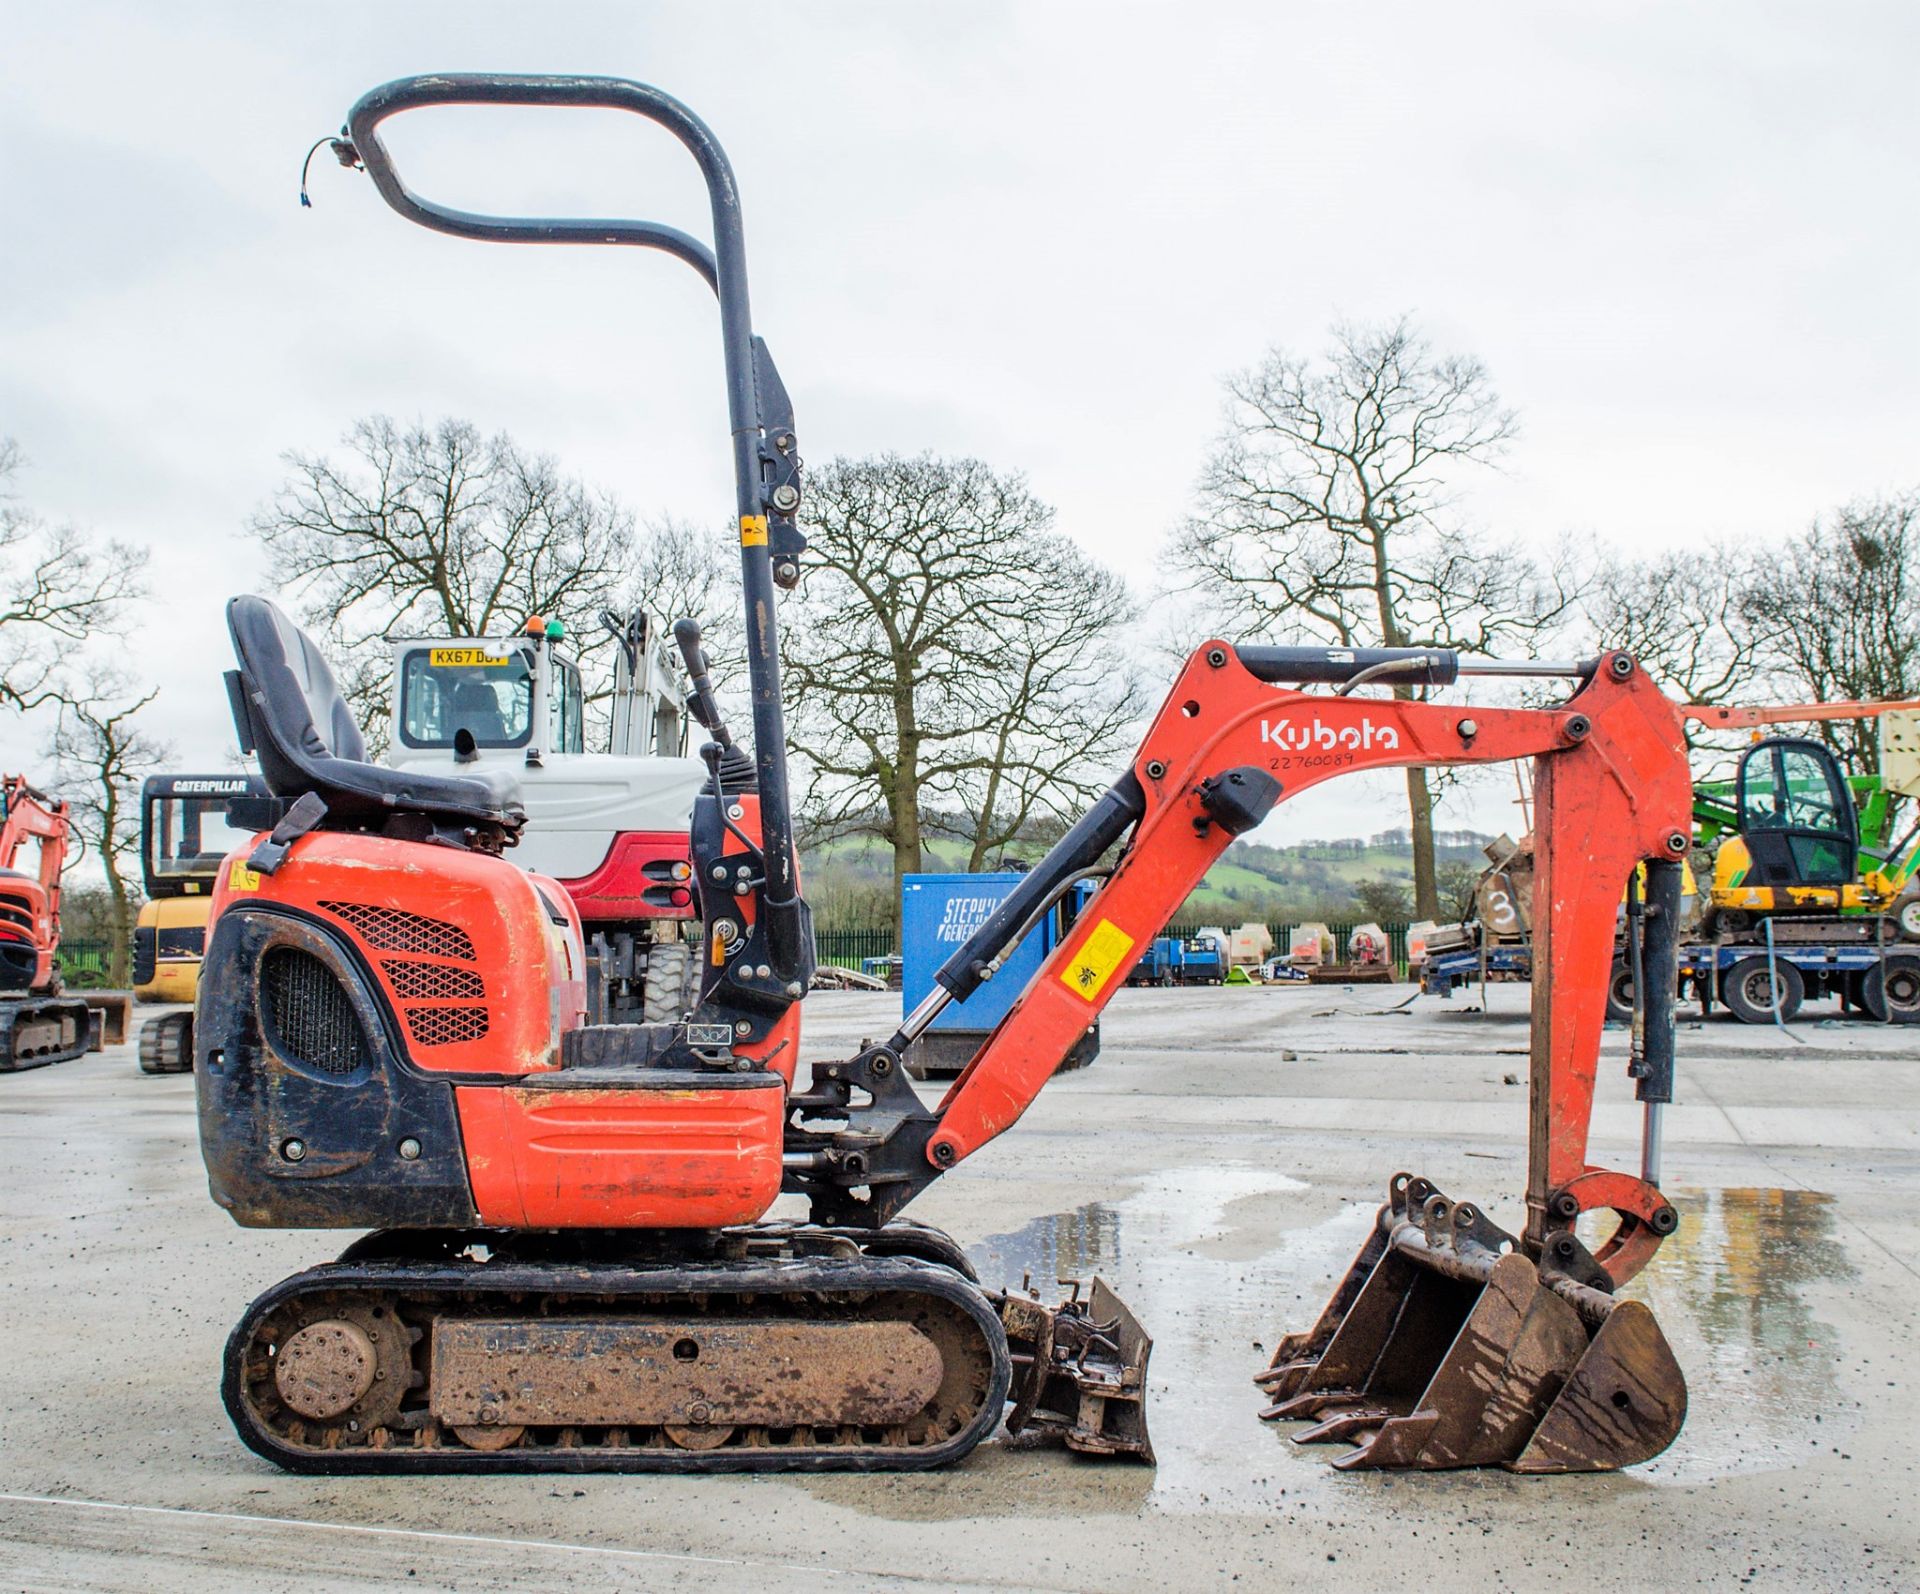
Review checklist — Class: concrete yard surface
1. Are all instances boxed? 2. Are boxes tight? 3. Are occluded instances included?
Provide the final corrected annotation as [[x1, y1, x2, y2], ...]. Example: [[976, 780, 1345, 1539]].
[[2, 983, 1916, 1592]]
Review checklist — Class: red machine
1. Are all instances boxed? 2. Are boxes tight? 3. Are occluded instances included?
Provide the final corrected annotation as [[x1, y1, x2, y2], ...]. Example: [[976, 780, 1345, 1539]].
[[0, 774, 92, 1070], [192, 73, 1696, 1478]]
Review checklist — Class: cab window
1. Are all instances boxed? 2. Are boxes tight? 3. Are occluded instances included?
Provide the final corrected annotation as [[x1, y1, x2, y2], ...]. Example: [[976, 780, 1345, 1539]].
[[146, 796, 258, 883], [1741, 744, 1849, 833], [552, 659, 585, 755], [399, 648, 534, 749]]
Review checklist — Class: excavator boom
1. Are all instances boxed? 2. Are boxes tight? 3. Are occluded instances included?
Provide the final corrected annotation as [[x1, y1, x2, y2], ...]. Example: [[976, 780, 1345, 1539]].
[[788, 643, 1696, 1470]]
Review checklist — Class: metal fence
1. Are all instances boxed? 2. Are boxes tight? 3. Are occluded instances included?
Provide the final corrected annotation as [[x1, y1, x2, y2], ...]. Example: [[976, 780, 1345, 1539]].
[[814, 926, 897, 972], [55, 938, 114, 986]]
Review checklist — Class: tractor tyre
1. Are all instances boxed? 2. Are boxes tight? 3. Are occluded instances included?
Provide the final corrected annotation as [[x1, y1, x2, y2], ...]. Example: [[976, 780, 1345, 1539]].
[[1604, 958, 1636, 1025], [1703, 908, 1750, 941], [1894, 891, 1920, 943], [1860, 953, 1920, 1024], [1722, 957, 1805, 1025], [641, 941, 698, 1025]]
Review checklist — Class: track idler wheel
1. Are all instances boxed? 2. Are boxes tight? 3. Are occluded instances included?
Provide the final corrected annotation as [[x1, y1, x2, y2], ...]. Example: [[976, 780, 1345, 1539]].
[[1256, 1174, 1686, 1473], [137, 1010, 194, 1074]]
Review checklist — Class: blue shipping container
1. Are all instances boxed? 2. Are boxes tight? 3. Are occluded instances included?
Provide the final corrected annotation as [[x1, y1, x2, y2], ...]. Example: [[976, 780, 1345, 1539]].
[[899, 872, 1099, 1077]]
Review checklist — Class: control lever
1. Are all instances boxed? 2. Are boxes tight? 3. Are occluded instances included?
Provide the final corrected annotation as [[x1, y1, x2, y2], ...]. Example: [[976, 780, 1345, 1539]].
[[673, 619, 735, 747]]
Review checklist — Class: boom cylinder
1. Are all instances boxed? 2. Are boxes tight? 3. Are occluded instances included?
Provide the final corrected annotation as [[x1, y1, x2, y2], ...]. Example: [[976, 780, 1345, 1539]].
[[931, 774, 1145, 1007]]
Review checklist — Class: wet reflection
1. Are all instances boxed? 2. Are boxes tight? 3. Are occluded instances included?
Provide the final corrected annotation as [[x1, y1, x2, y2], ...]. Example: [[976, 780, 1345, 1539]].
[[1628, 1188, 1852, 1480], [967, 1200, 1122, 1291], [805, 1176, 1856, 1521]]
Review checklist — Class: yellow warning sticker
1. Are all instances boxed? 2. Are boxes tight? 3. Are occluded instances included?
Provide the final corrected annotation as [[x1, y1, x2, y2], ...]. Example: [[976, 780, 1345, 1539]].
[[1060, 918, 1135, 1003], [428, 647, 512, 667], [227, 858, 262, 893], [740, 514, 769, 547]]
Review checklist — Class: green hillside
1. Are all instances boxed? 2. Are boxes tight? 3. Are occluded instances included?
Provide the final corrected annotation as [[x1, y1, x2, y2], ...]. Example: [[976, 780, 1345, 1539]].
[[801, 828, 1493, 927]]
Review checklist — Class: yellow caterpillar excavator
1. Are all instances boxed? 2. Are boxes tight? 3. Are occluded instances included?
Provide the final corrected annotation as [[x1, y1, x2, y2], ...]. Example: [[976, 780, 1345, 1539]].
[[133, 773, 267, 1072]]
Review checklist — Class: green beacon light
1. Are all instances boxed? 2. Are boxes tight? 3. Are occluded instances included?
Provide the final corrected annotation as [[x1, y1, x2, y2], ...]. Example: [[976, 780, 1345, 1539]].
[[545, 618, 565, 640]]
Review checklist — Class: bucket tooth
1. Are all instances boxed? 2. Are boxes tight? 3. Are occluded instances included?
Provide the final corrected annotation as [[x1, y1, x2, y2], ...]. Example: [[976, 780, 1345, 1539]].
[[1254, 1172, 1421, 1401], [1263, 1176, 1688, 1473], [998, 1275, 1154, 1463], [1291, 1406, 1397, 1445]]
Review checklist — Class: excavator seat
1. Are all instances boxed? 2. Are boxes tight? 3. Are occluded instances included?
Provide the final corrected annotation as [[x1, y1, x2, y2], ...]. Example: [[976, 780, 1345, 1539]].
[[225, 595, 524, 832]]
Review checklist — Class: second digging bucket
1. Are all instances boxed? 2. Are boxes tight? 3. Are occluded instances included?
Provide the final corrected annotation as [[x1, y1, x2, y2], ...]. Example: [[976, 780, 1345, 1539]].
[[1257, 1174, 1685, 1472]]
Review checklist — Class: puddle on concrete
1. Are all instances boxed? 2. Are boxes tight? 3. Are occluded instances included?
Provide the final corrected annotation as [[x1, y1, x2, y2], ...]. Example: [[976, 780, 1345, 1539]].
[[967, 1200, 1123, 1293], [802, 1175, 1858, 1521], [1626, 1187, 1855, 1482], [969, 1177, 1860, 1501], [962, 1166, 1375, 1516]]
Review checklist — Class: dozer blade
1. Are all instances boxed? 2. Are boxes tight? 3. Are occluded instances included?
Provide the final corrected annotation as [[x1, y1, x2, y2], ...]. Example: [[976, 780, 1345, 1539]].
[[1258, 1175, 1685, 1473], [999, 1275, 1154, 1462]]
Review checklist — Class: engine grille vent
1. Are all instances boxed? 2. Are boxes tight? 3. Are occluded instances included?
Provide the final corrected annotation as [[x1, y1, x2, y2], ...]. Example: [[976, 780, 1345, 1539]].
[[0, 892, 33, 935], [318, 901, 475, 961], [381, 959, 485, 1002], [261, 946, 368, 1074], [406, 1005, 490, 1047]]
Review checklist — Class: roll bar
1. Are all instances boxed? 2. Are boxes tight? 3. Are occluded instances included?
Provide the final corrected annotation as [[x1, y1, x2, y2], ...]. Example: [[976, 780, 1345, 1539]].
[[334, 73, 811, 982]]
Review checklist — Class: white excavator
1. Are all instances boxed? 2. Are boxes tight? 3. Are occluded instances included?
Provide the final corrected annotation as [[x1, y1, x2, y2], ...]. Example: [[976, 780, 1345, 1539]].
[[383, 609, 708, 1020]]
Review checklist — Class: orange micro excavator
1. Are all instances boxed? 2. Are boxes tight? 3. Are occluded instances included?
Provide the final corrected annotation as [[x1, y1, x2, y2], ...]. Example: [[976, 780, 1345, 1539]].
[[193, 73, 1695, 1477], [0, 773, 91, 1070]]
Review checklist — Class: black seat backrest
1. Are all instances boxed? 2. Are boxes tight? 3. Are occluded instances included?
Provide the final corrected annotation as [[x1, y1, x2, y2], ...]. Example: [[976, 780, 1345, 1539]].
[[229, 596, 366, 786], [225, 595, 524, 831]]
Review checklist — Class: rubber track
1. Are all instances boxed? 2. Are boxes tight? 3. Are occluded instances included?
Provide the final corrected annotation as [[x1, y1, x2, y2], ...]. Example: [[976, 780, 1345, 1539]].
[[0, 997, 93, 1072], [222, 1252, 1011, 1475]]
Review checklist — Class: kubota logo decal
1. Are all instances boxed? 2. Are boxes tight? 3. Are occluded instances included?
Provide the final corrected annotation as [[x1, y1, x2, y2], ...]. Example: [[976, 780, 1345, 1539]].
[[1259, 717, 1400, 752]]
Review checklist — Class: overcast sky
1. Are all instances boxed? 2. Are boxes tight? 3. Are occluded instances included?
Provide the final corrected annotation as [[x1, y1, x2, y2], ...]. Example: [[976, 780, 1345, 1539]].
[[4, 2, 1917, 854]]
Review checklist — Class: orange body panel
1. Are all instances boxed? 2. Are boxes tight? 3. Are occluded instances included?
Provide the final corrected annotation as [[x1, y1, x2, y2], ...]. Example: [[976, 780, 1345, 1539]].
[[457, 1076, 784, 1227], [0, 775, 71, 994], [209, 830, 585, 1076]]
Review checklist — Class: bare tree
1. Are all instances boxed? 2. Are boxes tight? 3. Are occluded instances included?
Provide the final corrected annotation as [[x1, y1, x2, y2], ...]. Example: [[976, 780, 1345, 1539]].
[[50, 675, 167, 987], [1584, 543, 1761, 712], [249, 416, 638, 748], [783, 455, 1141, 926], [1740, 493, 1920, 777], [610, 514, 744, 695], [0, 439, 148, 714], [1175, 316, 1564, 916], [1354, 876, 1414, 923]]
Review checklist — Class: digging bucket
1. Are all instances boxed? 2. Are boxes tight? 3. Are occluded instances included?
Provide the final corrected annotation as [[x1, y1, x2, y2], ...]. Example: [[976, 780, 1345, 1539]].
[[1256, 1173, 1685, 1472]]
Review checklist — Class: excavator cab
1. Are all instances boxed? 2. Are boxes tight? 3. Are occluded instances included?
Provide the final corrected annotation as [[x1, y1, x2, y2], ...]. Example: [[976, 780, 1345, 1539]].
[[132, 772, 271, 1069], [1733, 737, 1858, 889]]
